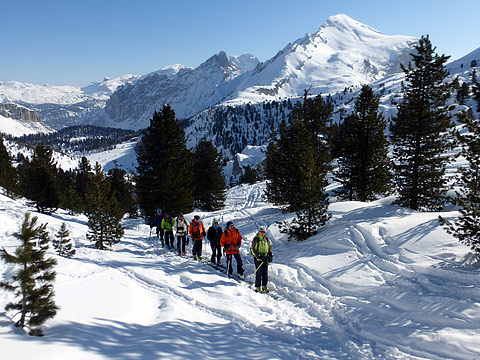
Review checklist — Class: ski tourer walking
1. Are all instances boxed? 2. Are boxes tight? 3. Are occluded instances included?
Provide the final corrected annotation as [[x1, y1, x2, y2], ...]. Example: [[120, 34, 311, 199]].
[[152, 208, 164, 247], [161, 212, 175, 248], [175, 213, 189, 256], [220, 221, 244, 279], [207, 218, 223, 265], [189, 215, 206, 260], [251, 226, 273, 293]]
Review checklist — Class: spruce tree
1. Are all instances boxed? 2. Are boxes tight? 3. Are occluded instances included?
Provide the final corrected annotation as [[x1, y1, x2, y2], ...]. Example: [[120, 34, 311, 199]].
[[192, 140, 226, 211], [0, 213, 58, 336], [335, 85, 391, 201], [390, 35, 454, 211], [266, 94, 332, 240], [20, 144, 60, 214], [281, 145, 331, 240], [86, 163, 124, 250], [135, 105, 193, 224], [53, 223, 76, 258], [75, 156, 92, 211], [0, 136, 16, 196], [266, 94, 332, 214], [107, 165, 135, 216], [439, 84, 480, 258]]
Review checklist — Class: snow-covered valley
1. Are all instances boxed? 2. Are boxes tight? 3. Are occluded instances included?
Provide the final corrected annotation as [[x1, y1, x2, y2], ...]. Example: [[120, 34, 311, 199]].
[[1, 181, 479, 359]]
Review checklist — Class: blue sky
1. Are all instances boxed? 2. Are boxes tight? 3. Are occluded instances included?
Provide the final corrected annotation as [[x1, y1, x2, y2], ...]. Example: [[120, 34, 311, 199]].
[[1, 0, 478, 86]]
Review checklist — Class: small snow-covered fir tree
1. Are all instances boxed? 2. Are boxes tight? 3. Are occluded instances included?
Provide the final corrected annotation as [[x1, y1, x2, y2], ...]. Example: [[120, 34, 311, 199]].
[[53, 222, 76, 258], [0, 213, 58, 336]]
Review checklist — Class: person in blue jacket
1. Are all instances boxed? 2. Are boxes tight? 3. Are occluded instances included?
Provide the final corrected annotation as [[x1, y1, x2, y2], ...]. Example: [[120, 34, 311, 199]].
[[152, 208, 164, 247]]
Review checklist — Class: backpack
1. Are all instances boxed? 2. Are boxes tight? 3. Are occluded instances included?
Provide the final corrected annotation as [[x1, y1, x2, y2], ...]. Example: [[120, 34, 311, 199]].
[[192, 220, 203, 238]]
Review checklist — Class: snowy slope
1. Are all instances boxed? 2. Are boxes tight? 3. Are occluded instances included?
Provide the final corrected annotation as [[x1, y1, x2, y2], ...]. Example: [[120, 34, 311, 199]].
[[0, 113, 53, 137], [1, 182, 479, 359], [0, 75, 139, 105]]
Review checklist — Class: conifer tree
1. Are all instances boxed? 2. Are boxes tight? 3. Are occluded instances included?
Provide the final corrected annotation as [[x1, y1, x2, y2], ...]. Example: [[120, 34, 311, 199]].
[[107, 165, 136, 216], [335, 85, 391, 201], [53, 223, 76, 258], [266, 94, 332, 214], [281, 145, 331, 240], [390, 35, 454, 211], [75, 156, 92, 211], [135, 105, 193, 224], [20, 144, 60, 214], [86, 163, 124, 250], [0, 136, 16, 196], [439, 84, 480, 258], [266, 94, 332, 240], [241, 165, 260, 184], [0, 213, 58, 336], [192, 140, 226, 211]]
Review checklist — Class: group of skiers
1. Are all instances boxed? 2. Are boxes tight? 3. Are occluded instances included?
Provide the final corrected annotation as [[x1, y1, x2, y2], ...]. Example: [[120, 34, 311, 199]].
[[151, 209, 273, 293]]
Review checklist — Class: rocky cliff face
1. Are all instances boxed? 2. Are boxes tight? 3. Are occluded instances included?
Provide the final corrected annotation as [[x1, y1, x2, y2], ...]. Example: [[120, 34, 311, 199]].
[[0, 103, 42, 122], [103, 51, 260, 130]]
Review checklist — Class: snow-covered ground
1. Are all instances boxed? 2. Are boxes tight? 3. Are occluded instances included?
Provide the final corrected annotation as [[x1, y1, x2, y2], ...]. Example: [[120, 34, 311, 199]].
[[1, 181, 479, 359]]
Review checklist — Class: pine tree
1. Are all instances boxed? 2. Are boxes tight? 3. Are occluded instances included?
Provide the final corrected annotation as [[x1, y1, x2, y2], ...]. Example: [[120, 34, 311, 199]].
[[456, 81, 470, 105], [0, 213, 58, 336], [53, 223, 76, 258], [86, 163, 124, 250], [390, 35, 454, 211], [439, 84, 480, 258], [135, 105, 193, 224], [192, 140, 226, 211], [266, 94, 332, 240], [280, 145, 331, 240], [75, 156, 92, 211], [0, 136, 16, 196], [335, 85, 391, 201], [107, 165, 135, 216], [20, 144, 61, 214], [266, 94, 332, 214], [241, 165, 259, 184]]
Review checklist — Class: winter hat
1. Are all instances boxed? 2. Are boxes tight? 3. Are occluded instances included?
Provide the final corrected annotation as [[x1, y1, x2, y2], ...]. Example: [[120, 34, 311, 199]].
[[194, 215, 200, 220], [226, 221, 233, 227], [258, 226, 267, 233], [212, 218, 219, 224], [178, 212, 183, 217], [157, 208, 162, 213]]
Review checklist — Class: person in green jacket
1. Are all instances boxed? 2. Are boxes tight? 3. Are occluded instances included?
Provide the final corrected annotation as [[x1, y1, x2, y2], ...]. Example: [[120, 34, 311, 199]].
[[161, 212, 175, 249], [251, 226, 273, 293]]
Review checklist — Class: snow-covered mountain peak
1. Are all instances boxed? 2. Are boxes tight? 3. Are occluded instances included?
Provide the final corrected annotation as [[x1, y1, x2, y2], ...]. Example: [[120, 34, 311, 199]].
[[321, 13, 382, 37], [223, 15, 417, 105], [80, 74, 139, 99]]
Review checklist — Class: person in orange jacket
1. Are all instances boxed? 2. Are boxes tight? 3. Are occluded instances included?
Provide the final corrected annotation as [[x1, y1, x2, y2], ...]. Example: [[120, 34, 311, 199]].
[[189, 215, 206, 260], [220, 221, 244, 278]]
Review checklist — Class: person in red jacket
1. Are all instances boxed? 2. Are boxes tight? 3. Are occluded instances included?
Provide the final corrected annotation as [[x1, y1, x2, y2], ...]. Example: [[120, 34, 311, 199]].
[[220, 221, 244, 278], [189, 215, 206, 260]]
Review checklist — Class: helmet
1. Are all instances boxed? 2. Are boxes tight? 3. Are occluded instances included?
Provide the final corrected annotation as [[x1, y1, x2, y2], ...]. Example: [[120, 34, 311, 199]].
[[212, 218, 219, 224]]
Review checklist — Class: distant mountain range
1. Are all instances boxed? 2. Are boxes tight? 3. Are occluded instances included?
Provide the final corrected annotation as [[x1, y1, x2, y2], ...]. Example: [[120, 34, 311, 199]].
[[1, 13, 479, 159]]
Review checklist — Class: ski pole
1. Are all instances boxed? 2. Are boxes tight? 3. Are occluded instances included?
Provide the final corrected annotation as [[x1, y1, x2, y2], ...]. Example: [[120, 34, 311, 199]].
[[226, 256, 231, 278], [253, 260, 264, 276]]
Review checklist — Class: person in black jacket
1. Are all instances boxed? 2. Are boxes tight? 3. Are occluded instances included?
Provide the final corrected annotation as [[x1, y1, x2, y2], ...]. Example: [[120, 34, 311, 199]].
[[207, 218, 223, 265]]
